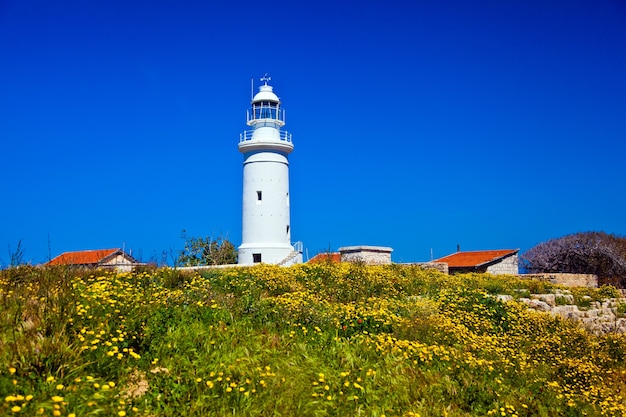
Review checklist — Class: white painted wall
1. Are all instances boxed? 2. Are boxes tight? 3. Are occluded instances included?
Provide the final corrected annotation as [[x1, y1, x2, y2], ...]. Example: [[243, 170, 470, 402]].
[[238, 151, 293, 264], [237, 82, 297, 265]]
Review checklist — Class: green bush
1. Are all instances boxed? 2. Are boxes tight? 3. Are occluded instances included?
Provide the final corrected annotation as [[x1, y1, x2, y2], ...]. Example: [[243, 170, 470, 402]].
[[598, 285, 622, 299]]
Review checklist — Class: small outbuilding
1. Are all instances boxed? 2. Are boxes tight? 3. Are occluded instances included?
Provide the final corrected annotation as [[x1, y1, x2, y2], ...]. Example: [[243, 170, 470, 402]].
[[308, 246, 393, 265], [46, 248, 140, 272], [434, 249, 519, 275], [339, 246, 393, 265]]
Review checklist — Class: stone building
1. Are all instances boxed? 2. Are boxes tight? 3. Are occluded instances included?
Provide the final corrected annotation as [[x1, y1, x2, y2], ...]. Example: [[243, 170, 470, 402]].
[[46, 248, 140, 272], [308, 246, 393, 265], [339, 246, 393, 265], [434, 249, 519, 275]]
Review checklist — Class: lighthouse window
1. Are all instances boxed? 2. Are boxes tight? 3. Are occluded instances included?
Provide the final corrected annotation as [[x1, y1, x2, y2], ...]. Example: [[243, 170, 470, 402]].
[[286, 225, 290, 235], [255, 103, 278, 119], [253, 253, 262, 263], [257, 191, 262, 201]]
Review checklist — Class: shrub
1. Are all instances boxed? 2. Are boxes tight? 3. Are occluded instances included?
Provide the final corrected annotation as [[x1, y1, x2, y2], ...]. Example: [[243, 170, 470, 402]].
[[597, 285, 622, 299]]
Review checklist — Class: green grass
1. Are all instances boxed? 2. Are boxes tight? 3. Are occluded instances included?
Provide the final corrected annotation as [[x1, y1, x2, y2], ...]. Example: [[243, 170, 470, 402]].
[[1, 264, 625, 416]]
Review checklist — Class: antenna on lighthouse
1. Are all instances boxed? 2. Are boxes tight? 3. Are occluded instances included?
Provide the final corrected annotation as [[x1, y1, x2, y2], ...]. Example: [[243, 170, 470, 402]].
[[250, 77, 254, 101]]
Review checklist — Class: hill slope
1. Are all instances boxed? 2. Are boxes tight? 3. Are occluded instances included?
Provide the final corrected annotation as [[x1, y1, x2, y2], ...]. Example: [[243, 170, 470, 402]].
[[1, 264, 625, 416]]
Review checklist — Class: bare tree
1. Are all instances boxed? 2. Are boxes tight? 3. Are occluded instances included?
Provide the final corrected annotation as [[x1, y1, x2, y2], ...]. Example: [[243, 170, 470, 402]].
[[521, 232, 626, 287]]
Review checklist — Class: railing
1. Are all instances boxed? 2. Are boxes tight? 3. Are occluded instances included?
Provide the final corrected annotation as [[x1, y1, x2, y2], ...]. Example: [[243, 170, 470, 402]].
[[239, 130, 292, 143], [277, 243, 304, 266]]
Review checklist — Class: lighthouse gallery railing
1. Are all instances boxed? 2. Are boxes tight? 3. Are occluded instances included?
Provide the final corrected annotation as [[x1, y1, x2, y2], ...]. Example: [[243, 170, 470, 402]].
[[239, 130, 292, 143]]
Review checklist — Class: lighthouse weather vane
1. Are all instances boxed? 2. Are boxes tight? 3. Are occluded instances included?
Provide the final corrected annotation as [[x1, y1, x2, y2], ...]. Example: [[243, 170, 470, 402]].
[[260, 73, 271, 85]]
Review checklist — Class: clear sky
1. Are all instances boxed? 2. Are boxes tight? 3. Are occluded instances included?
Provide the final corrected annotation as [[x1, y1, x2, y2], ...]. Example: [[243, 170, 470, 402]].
[[1, 0, 625, 266]]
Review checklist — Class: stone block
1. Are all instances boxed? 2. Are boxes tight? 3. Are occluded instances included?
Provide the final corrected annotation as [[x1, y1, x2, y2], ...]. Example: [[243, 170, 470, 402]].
[[531, 294, 556, 307], [526, 299, 551, 312]]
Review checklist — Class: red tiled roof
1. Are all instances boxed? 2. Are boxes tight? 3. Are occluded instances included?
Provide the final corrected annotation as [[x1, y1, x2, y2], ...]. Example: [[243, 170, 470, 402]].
[[308, 252, 341, 263], [47, 249, 120, 266], [434, 249, 518, 268]]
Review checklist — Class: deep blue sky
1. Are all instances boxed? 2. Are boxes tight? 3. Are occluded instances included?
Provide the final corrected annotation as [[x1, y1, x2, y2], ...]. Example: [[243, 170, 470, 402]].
[[1, 0, 625, 265]]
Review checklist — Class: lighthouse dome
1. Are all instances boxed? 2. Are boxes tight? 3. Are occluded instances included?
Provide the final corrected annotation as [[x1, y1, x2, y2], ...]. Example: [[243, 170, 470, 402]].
[[253, 85, 279, 103]]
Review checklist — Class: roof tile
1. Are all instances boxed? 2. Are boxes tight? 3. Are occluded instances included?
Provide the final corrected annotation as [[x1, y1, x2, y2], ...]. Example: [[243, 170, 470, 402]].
[[434, 249, 518, 268], [47, 249, 120, 266], [308, 252, 341, 263]]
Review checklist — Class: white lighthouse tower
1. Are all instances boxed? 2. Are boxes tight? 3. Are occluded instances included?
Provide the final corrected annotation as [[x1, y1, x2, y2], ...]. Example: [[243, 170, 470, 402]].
[[238, 76, 302, 265]]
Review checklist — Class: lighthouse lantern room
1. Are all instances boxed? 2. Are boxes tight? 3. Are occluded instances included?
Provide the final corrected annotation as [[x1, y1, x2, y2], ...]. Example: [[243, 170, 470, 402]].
[[238, 76, 302, 265]]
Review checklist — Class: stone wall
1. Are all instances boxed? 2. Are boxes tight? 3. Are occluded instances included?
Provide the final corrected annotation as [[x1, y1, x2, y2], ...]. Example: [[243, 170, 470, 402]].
[[408, 262, 449, 274], [510, 290, 626, 334], [339, 246, 393, 265], [486, 254, 519, 275], [100, 254, 138, 272], [519, 273, 598, 288]]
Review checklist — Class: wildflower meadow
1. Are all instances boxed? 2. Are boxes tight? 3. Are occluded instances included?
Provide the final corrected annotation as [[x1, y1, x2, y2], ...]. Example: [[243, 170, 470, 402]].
[[1, 263, 625, 416]]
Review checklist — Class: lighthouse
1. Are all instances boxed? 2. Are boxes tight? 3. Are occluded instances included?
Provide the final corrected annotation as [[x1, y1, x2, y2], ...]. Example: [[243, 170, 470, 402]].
[[238, 76, 302, 265]]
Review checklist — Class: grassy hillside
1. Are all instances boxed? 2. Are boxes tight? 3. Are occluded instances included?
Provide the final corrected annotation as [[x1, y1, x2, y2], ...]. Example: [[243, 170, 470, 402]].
[[1, 264, 625, 416]]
